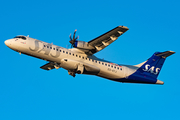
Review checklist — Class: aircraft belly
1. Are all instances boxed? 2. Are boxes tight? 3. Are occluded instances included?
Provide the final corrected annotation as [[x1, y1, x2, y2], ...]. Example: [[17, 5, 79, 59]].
[[97, 68, 124, 79], [83, 64, 100, 75]]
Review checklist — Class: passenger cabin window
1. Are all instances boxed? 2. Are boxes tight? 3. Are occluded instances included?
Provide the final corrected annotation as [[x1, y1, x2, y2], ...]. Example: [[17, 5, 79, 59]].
[[14, 36, 27, 40]]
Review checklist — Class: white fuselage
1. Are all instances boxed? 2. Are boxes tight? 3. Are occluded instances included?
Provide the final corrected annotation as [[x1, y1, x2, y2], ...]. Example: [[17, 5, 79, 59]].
[[5, 36, 138, 81]]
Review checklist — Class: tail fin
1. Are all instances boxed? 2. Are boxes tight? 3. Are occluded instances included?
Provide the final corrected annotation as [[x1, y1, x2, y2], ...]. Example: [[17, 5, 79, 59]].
[[137, 51, 175, 79]]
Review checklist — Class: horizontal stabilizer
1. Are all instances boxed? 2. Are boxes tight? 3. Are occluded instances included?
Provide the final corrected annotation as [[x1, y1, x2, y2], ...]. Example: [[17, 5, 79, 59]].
[[155, 51, 175, 58]]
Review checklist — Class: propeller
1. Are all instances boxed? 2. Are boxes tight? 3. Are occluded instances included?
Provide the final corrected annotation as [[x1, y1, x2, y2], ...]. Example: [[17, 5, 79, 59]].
[[69, 29, 79, 47]]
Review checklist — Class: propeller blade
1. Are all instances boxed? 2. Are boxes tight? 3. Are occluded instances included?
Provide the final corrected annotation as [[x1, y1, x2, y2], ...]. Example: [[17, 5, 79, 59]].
[[69, 29, 78, 47], [69, 33, 72, 40], [75, 36, 79, 40], [73, 29, 77, 40]]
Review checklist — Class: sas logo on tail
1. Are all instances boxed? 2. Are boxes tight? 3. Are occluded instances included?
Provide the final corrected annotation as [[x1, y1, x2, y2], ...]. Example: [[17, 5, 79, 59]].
[[143, 64, 160, 75]]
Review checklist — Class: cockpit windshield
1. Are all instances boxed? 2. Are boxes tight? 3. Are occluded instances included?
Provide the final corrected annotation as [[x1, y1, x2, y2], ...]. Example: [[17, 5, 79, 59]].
[[14, 36, 27, 40]]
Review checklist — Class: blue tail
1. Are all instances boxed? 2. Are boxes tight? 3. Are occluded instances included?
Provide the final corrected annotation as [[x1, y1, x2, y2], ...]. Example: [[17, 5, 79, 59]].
[[137, 51, 175, 79], [127, 51, 175, 84]]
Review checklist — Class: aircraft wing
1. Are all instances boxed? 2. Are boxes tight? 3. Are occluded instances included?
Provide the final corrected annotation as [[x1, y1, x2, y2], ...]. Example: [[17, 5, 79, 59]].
[[40, 62, 55, 70], [87, 26, 129, 54]]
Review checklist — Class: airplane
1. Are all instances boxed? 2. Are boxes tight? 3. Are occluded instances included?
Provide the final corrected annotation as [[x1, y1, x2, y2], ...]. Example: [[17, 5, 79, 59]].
[[4, 26, 175, 85]]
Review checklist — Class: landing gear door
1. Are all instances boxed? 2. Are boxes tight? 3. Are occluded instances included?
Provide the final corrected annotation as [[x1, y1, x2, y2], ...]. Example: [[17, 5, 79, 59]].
[[77, 63, 84, 74]]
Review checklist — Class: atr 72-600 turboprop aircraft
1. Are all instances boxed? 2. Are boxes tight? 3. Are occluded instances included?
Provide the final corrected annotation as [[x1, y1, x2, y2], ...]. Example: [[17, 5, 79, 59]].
[[4, 26, 175, 84]]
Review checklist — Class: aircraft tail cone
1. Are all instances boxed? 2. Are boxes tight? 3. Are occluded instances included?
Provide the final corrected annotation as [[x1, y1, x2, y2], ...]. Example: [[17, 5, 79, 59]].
[[156, 80, 164, 85]]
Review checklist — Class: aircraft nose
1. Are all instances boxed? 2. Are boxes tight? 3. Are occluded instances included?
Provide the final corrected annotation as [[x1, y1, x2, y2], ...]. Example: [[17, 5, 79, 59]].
[[4, 40, 11, 46]]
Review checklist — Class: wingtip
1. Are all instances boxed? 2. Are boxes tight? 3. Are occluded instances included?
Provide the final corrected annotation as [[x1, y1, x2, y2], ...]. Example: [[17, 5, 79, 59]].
[[119, 25, 129, 29]]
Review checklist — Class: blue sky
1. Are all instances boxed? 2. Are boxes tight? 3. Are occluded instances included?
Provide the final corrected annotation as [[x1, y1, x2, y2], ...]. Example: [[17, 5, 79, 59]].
[[1, 0, 180, 119]]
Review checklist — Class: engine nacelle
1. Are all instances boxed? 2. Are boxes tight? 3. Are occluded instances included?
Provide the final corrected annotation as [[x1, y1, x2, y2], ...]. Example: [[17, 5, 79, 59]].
[[74, 40, 95, 50]]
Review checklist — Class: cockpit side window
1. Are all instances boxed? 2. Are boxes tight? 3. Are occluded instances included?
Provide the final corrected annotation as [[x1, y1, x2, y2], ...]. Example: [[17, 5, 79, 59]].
[[14, 36, 27, 40]]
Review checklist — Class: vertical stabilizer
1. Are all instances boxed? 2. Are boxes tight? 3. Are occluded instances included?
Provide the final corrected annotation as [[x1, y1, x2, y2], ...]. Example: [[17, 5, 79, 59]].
[[126, 51, 175, 84], [137, 51, 175, 79]]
